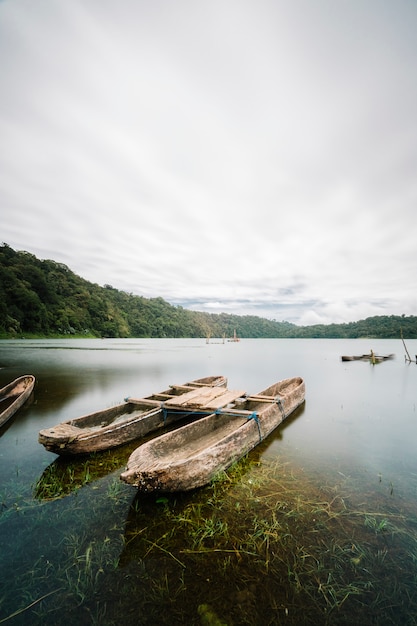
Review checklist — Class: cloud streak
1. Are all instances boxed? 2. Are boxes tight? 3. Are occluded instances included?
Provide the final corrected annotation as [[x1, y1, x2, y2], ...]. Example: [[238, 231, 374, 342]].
[[1, 0, 416, 325]]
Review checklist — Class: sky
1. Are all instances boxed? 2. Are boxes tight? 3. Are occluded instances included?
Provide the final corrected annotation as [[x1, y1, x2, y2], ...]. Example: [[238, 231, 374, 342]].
[[1, 0, 416, 326]]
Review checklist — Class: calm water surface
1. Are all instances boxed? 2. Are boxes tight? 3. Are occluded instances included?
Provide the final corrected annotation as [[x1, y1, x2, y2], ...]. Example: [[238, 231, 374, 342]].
[[0, 338, 416, 625]]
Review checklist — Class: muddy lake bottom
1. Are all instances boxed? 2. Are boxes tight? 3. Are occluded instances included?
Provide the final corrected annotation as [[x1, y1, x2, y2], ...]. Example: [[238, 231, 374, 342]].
[[1, 338, 417, 625]]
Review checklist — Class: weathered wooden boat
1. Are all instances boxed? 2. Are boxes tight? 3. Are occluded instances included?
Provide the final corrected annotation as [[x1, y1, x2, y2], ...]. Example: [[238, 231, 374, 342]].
[[38, 376, 230, 455], [0, 375, 36, 428], [341, 353, 394, 362], [120, 376, 305, 492]]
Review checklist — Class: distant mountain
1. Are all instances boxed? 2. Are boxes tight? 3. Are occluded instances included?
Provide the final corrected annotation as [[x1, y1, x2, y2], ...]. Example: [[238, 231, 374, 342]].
[[1, 243, 416, 339]]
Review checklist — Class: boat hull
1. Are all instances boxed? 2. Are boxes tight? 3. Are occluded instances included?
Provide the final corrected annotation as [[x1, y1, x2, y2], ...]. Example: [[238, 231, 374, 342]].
[[38, 375, 227, 455], [0, 375, 35, 428], [341, 354, 394, 362], [120, 377, 305, 492]]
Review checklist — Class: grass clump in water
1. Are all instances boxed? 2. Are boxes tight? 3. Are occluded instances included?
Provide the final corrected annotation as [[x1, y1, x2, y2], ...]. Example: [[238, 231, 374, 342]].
[[4, 447, 417, 625]]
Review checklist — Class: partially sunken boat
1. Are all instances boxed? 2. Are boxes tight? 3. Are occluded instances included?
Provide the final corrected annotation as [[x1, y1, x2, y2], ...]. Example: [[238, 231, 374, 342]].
[[120, 376, 305, 492], [341, 352, 394, 363], [0, 375, 35, 428], [38, 375, 229, 455]]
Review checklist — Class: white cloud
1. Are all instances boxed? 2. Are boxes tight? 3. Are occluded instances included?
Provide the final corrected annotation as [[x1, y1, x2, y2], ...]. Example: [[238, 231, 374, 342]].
[[1, 0, 416, 324]]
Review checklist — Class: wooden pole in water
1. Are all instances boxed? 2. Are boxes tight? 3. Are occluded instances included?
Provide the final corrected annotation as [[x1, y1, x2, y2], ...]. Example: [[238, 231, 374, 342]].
[[400, 327, 412, 362]]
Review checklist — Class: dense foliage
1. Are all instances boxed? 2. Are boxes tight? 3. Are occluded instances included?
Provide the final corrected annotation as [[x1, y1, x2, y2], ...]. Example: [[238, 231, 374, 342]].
[[0, 243, 416, 339]]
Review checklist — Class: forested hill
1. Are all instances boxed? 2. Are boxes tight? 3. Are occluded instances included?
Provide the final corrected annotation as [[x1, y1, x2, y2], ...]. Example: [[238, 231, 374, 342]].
[[0, 243, 416, 339]]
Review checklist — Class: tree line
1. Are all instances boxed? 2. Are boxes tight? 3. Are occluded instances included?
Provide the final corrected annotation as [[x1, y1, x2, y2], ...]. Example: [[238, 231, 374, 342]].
[[0, 243, 416, 339]]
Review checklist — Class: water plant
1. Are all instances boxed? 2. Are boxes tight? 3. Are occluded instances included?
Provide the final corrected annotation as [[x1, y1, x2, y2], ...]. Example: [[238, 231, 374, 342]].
[[33, 452, 127, 501], [3, 448, 417, 625], [364, 515, 389, 534]]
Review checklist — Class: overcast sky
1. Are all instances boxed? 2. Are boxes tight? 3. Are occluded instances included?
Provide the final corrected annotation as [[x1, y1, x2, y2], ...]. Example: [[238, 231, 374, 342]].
[[1, 0, 416, 326]]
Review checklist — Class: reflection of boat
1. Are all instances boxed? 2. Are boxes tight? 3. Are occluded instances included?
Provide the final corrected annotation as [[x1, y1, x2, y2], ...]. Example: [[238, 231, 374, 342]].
[[0, 375, 35, 428], [38, 376, 228, 456], [341, 353, 394, 363], [120, 377, 305, 492], [34, 446, 132, 500], [370, 353, 394, 363]]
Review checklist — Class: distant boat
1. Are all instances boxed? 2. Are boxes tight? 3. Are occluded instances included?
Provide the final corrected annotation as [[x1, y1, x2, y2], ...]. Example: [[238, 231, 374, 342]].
[[341, 354, 370, 361], [120, 376, 305, 492], [0, 375, 35, 428], [228, 329, 240, 342], [38, 375, 230, 455], [341, 352, 394, 363]]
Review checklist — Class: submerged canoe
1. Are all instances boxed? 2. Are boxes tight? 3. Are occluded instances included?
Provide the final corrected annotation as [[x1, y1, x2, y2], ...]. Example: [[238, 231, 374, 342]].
[[38, 375, 228, 455], [341, 354, 394, 362], [120, 376, 305, 492], [0, 375, 36, 428]]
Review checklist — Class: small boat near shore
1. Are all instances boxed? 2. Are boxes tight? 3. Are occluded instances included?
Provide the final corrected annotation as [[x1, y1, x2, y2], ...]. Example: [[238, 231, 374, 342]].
[[38, 376, 231, 455], [120, 376, 305, 492], [0, 375, 36, 428]]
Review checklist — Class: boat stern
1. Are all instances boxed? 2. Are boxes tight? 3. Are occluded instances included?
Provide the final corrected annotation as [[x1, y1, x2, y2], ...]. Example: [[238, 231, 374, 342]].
[[38, 423, 82, 453]]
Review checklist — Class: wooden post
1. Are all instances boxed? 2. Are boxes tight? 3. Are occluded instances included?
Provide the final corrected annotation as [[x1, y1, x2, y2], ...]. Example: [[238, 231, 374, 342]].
[[400, 327, 412, 362]]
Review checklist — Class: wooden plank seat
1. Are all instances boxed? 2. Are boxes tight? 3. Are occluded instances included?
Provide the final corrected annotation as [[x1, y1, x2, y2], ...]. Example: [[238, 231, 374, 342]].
[[163, 386, 246, 410]]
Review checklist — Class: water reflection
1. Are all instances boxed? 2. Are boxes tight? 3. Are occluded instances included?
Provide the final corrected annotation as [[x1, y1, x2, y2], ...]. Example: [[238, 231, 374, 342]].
[[33, 449, 128, 501], [0, 390, 35, 437], [1, 338, 417, 625]]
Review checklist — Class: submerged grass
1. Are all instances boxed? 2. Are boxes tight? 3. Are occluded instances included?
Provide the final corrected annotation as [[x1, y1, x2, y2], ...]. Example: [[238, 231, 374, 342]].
[[33, 449, 131, 500], [113, 454, 417, 625], [3, 449, 417, 625]]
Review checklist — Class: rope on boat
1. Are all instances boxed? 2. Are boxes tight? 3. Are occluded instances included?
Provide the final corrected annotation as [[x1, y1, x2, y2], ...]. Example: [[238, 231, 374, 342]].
[[126, 396, 283, 440], [247, 411, 262, 441], [159, 404, 280, 442], [276, 397, 285, 417]]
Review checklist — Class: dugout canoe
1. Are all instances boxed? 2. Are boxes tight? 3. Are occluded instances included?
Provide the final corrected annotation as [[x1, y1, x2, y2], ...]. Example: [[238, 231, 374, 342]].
[[341, 353, 394, 362], [120, 376, 305, 492], [38, 376, 230, 455], [0, 375, 36, 428]]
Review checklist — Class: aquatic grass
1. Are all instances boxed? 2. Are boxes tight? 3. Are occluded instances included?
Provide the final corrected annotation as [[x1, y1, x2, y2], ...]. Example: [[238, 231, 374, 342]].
[[143, 538, 186, 568], [60, 533, 122, 604], [0, 588, 64, 625], [364, 515, 394, 534], [0, 477, 35, 518], [5, 447, 417, 625], [106, 476, 127, 501], [0, 470, 132, 624], [33, 451, 129, 501], [191, 517, 229, 549], [184, 454, 417, 622]]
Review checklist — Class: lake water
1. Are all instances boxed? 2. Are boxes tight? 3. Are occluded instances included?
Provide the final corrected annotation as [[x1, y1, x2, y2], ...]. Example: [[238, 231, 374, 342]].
[[0, 338, 416, 625]]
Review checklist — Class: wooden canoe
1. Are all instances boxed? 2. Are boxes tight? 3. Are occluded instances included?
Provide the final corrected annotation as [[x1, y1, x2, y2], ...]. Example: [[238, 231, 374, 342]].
[[0, 375, 36, 428], [38, 375, 230, 455], [341, 353, 394, 362], [120, 376, 305, 492]]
